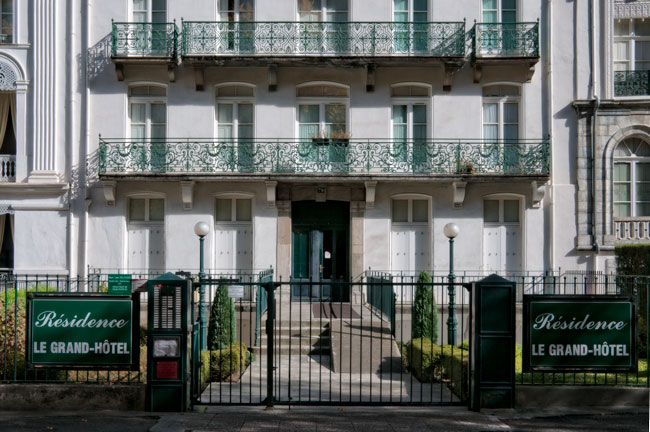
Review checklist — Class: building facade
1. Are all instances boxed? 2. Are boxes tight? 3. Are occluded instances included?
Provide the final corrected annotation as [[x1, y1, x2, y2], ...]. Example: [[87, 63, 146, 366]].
[[0, 1, 638, 290]]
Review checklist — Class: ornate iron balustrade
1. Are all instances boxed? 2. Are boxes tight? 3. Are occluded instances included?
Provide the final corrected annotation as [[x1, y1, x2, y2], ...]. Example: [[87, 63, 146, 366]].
[[112, 21, 178, 57], [614, 71, 650, 96], [0, 154, 15, 182], [472, 22, 539, 58], [99, 137, 550, 176], [181, 21, 465, 57]]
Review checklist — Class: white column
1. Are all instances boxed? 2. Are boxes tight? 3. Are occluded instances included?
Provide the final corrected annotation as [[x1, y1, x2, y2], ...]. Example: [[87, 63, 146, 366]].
[[14, 81, 28, 182], [28, 0, 60, 183]]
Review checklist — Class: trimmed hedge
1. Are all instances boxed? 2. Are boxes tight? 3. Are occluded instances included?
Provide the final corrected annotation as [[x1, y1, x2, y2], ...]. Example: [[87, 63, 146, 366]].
[[412, 271, 438, 343], [201, 342, 251, 383], [406, 338, 468, 400]]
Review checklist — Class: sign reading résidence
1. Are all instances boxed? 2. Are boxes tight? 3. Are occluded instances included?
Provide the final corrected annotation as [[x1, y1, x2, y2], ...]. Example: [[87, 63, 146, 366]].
[[26, 294, 140, 370], [523, 296, 637, 372]]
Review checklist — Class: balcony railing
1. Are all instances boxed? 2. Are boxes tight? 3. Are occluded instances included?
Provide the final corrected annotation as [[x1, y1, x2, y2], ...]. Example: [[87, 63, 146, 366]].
[[614, 71, 650, 97], [472, 22, 539, 58], [98, 138, 550, 176], [181, 21, 466, 57], [0, 154, 15, 182], [112, 21, 178, 58]]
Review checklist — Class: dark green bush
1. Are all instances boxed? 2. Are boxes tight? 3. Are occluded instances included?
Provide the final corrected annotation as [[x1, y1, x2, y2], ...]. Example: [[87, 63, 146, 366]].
[[412, 271, 438, 343], [207, 282, 237, 350], [201, 342, 250, 382], [406, 338, 468, 399]]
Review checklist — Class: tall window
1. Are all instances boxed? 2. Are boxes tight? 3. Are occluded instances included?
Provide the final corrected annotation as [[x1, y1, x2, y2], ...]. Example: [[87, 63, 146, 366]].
[[614, 19, 650, 73], [394, 0, 427, 52], [132, 0, 166, 22], [127, 197, 165, 273], [217, 84, 255, 170], [0, 1, 13, 43], [482, 85, 519, 141], [219, 0, 254, 52], [297, 84, 348, 167], [482, 0, 516, 23], [129, 85, 166, 171], [613, 139, 650, 218], [392, 85, 429, 170], [298, 0, 348, 53]]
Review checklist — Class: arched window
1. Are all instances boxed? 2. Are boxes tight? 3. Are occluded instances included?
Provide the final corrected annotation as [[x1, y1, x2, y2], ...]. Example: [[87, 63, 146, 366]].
[[613, 138, 650, 217]]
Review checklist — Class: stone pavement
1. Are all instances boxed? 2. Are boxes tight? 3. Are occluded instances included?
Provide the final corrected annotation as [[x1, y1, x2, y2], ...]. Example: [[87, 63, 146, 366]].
[[1, 406, 647, 432]]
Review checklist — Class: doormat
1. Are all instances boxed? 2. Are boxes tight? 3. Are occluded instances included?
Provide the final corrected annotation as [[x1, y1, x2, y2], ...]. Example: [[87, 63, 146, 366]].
[[312, 303, 360, 319]]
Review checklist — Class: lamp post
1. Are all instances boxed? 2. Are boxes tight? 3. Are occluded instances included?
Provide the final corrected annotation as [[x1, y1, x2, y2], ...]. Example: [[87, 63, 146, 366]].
[[194, 221, 210, 350], [444, 222, 460, 346]]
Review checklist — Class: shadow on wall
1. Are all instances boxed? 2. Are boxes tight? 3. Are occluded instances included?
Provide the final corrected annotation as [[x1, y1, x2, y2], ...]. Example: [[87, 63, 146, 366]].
[[87, 33, 112, 83]]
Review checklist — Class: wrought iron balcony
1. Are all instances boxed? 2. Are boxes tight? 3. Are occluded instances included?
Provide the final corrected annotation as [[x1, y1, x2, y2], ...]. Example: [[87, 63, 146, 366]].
[[614, 71, 650, 97], [98, 138, 550, 177], [0, 154, 15, 182], [111, 21, 178, 58], [472, 22, 539, 58], [181, 21, 465, 58]]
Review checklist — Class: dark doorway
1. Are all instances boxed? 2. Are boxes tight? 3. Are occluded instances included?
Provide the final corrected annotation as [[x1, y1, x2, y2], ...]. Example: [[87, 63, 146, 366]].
[[291, 201, 349, 302]]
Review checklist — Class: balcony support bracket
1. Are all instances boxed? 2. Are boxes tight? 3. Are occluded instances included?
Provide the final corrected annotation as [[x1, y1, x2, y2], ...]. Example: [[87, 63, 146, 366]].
[[452, 181, 467, 208], [180, 181, 194, 210], [531, 180, 546, 208], [194, 64, 205, 91], [268, 64, 278, 92], [115, 64, 125, 81], [443, 63, 460, 92], [364, 181, 377, 209], [265, 181, 277, 208], [102, 180, 116, 206], [366, 64, 376, 92], [168, 64, 176, 83], [472, 64, 482, 84], [525, 62, 536, 83]]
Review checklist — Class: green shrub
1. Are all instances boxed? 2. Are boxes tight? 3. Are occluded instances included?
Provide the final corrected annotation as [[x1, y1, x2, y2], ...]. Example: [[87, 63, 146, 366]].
[[406, 338, 468, 399], [207, 282, 237, 350], [615, 245, 650, 357], [200, 342, 249, 382], [412, 271, 438, 343]]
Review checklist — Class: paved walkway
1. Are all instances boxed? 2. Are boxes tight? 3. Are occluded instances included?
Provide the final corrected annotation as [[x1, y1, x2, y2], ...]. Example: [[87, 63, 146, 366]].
[[3, 406, 647, 432]]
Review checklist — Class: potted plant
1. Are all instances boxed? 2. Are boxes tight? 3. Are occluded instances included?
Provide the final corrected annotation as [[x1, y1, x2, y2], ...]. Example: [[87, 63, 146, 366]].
[[458, 159, 475, 174]]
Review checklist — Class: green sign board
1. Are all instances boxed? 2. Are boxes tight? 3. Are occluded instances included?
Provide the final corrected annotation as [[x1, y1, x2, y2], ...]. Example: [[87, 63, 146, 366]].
[[108, 274, 132, 295], [523, 296, 637, 372], [27, 294, 139, 369]]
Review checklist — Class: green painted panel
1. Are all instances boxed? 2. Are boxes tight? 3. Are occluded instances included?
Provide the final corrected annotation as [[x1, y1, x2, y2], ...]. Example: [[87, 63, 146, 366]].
[[28, 296, 134, 367], [525, 297, 636, 370], [292, 230, 309, 279], [480, 285, 512, 332]]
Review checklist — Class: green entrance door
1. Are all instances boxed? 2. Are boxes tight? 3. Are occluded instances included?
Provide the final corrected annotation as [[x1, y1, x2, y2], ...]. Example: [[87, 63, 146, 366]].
[[292, 201, 349, 302]]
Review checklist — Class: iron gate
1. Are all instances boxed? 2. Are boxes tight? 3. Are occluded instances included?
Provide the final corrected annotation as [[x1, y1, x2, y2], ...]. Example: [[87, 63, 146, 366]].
[[191, 272, 471, 406]]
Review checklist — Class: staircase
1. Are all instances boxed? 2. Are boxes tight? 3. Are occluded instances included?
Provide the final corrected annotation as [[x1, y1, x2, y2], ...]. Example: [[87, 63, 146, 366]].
[[252, 317, 331, 357]]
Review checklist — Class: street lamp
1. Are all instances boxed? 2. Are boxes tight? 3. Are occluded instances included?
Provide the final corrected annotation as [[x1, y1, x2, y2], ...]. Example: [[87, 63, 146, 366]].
[[444, 222, 460, 346], [194, 221, 210, 350]]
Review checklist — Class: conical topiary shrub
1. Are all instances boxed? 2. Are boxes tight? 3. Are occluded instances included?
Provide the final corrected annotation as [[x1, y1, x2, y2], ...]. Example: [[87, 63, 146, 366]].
[[412, 271, 438, 343], [207, 281, 237, 350]]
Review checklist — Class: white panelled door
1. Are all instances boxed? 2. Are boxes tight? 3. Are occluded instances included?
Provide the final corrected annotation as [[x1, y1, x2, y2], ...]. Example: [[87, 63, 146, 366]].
[[128, 225, 165, 272], [215, 224, 253, 270], [482, 199, 522, 274]]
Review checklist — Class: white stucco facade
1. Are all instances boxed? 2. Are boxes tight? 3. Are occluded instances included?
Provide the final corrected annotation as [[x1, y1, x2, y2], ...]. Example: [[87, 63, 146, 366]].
[[0, 0, 642, 284]]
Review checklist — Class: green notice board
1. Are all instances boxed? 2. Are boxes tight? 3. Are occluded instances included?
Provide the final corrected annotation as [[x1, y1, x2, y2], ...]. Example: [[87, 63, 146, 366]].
[[27, 294, 139, 369], [108, 274, 132, 295], [523, 296, 636, 372]]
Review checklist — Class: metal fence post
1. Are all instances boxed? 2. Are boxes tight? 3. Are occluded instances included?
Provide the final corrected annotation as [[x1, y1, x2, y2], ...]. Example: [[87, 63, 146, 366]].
[[264, 281, 276, 408]]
